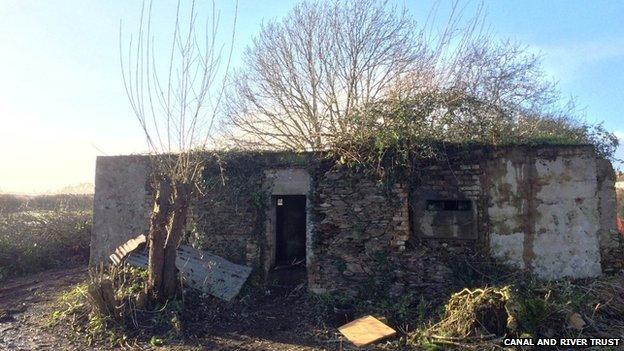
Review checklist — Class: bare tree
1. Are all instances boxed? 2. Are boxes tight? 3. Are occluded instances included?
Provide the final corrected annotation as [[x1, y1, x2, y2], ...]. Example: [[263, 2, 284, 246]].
[[120, 0, 236, 301], [223, 0, 617, 160], [224, 0, 425, 151]]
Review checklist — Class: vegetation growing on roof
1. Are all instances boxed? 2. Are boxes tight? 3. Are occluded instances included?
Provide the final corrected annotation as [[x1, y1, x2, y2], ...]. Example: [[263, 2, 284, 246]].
[[332, 94, 619, 182], [221, 0, 618, 181]]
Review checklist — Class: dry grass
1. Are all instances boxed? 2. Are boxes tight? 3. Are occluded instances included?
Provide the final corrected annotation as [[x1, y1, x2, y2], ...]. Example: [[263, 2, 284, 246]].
[[51, 265, 190, 348], [406, 274, 624, 350], [576, 278, 624, 338], [0, 194, 93, 213], [428, 287, 510, 340], [0, 194, 92, 281]]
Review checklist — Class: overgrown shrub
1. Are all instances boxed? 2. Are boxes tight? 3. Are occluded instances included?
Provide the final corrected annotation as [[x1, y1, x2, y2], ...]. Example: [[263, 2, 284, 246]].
[[0, 210, 91, 281], [406, 274, 624, 349], [51, 265, 193, 348], [333, 95, 619, 182]]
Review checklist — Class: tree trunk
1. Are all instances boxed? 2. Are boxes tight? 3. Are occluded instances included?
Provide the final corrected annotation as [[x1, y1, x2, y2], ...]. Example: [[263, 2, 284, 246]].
[[145, 179, 172, 301], [162, 182, 192, 298]]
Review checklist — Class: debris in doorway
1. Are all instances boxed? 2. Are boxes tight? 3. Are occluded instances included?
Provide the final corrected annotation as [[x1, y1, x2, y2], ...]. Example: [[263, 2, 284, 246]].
[[338, 315, 397, 347], [273, 257, 305, 270], [108, 234, 146, 265], [123, 245, 252, 301]]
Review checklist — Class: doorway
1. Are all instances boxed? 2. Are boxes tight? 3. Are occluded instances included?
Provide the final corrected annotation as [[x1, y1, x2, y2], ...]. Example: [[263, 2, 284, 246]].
[[274, 195, 307, 265]]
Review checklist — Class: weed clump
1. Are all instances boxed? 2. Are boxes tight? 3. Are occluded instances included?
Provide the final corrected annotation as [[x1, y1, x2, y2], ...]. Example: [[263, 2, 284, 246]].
[[405, 274, 624, 350], [429, 287, 511, 339], [50, 265, 192, 348]]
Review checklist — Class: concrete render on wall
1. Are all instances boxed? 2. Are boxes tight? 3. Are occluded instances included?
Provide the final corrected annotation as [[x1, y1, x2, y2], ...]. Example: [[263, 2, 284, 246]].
[[488, 148, 603, 279], [90, 156, 151, 264], [265, 168, 311, 195]]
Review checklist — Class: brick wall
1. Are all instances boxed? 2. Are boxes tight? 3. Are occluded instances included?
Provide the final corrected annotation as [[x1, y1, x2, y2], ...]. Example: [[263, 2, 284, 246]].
[[410, 153, 485, 241]]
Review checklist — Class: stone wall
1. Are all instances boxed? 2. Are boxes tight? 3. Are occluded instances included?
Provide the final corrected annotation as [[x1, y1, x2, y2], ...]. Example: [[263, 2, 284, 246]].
[[90, 146, 619, 294], [308, 168, 409, 294], [187, 154, 314, 271], [187, 179, 260, 266], [406, 145, 616, 282], [90, 152, 313, 269]]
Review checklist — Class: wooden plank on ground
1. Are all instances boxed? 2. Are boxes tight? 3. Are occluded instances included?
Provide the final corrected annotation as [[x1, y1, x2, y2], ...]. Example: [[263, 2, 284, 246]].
[[338, 315, 397, 347]]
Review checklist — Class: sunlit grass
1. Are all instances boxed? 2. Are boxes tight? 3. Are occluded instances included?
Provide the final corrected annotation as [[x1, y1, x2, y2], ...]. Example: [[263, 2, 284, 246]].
[[0, 195, 92, 281]]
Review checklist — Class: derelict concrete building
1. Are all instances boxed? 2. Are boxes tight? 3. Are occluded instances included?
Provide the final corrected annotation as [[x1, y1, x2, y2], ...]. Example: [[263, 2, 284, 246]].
[[90, 145, 622, 295]]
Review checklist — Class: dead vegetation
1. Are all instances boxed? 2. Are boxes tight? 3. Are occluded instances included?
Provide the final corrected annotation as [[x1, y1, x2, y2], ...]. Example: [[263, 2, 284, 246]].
[[576, 279, 624, 337], [0, 194, 92, 281], [429, 287, 510, 340], [43, 258, 624, 350], [0, 193, 93, 213], [49, 265, 189, 348], [402, 273, 624, 350], [49, 265, 332, 349]]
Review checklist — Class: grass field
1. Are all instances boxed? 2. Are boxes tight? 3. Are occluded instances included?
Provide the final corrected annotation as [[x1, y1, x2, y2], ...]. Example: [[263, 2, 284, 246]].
[[0, 194, 92, 282]]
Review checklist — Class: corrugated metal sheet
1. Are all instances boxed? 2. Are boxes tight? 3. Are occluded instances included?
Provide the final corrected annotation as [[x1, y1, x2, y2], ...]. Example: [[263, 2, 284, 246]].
[[125, 245, 252, 301], [109, 234, 146, 265], [125, 250, 148, 267]]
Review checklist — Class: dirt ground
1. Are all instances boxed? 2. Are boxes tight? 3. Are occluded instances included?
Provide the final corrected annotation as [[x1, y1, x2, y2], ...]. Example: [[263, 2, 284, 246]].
[[0, 266, 87, 350], [0, 266, 381, 351]]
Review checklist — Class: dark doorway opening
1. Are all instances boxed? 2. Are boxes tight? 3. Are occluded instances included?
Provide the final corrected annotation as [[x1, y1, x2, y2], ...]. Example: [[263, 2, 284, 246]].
[[274, 195, 306, 266]]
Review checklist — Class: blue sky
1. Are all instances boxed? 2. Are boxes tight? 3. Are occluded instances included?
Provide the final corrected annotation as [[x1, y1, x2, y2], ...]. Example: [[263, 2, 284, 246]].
[[0, 0, 622, 193]]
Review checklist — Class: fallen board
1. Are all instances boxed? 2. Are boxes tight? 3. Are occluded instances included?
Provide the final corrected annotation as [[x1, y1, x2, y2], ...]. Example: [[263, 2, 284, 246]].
[[124, 245, 252, 301], [338, 315, 397, 347]]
